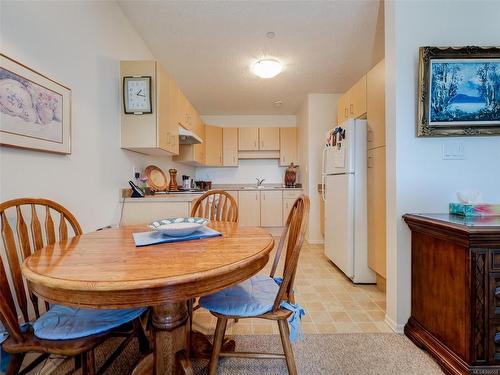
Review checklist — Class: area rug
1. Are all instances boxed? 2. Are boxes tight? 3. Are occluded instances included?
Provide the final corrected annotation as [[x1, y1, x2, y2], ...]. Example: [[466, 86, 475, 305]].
[[31, 334, 444, 375]]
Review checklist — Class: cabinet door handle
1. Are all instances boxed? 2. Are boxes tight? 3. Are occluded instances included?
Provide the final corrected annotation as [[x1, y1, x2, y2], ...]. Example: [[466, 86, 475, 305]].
[[350, 103, 354, 115], [344, 108, 348, 117]]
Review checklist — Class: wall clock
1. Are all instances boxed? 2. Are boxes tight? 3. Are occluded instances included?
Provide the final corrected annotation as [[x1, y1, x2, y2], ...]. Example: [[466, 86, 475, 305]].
[[123, 76, 152, 114]]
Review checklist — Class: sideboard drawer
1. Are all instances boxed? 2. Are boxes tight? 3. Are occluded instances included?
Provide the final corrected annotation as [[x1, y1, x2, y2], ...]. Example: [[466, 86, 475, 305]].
[[491, 250, 500, 271]]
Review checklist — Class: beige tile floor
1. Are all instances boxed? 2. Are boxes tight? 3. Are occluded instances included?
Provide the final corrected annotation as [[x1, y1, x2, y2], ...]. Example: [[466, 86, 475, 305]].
[[193, 241, 391, 335]]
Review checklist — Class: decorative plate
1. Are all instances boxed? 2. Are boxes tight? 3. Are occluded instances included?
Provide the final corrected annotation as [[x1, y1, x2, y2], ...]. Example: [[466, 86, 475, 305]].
[[144, 165, 168, 192], [149, 217, 209, 237]]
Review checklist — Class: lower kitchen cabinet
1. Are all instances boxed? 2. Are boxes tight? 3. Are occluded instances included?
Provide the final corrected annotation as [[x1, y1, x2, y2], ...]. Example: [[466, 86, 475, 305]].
[[238, 190, 261, 226], [121, 199, 190, 225], [260, 190, 283, 227]]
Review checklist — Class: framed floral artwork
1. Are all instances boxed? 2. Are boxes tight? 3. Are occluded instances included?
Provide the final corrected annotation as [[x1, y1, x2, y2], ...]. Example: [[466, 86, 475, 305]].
[[417, 46, 500, 137], [0, 54, 71, 153]]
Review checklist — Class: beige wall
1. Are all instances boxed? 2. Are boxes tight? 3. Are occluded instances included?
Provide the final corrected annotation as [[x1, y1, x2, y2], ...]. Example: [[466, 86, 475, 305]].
[[0, 1, 194, 232]]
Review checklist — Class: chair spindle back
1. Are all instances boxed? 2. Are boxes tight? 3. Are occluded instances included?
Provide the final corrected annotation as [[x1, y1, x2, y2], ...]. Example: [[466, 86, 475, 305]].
[[0, 198, 82, 342], [269, 195, 310, 312], [191, 190, 238, 222]]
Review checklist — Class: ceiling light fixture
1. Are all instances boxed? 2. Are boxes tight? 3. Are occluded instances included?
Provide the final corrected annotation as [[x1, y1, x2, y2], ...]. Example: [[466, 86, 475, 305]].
[[252, 59, 282, 79], [273, 100, 283, 108], [266, 31, 276, 39]]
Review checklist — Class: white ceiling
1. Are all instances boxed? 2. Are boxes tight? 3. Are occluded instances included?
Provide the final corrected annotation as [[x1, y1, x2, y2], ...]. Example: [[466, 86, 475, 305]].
[[118, 0, 384, 115]]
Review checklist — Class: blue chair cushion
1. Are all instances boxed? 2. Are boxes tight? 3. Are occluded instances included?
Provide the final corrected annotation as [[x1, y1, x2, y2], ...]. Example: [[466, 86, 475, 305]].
[[200, 274, 279, 317], [32, 305, 146, 340], [199, 275, 305, 342]]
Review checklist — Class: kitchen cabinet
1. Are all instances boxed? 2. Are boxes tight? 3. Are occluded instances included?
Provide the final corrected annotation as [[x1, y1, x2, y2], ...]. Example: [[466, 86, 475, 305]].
[[336, 75, 367, 124], [259, 128, 280, 151], [121, 200, 190, 225], [337, 93, 347, 125], [283, 190, 303, 224], [279, 127, 297, 166], [367, 146, 386, 278], [173, 120, 206, 165], [260, 190, 283, 227], [204, 125, 222, 166], [222, 128, 239, 166], [238, 128, 259, 151], [238, 190, 261, 226], [238, 128, 280, 152], [120, 60, 179, 156], [367, 59, 385, 149], [348, 75, 367, 119]]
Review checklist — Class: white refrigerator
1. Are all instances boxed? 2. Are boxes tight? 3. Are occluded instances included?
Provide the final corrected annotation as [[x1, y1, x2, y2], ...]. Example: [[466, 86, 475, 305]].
[[321, 119, 375, 283]]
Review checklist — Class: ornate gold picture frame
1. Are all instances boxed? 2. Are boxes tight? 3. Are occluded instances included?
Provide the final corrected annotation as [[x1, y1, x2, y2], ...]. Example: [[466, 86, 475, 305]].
[[417, 46, 500, 137]]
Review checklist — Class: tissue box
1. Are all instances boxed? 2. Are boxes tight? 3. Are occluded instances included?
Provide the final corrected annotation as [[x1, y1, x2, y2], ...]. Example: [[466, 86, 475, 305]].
[[449, 203, 500, 217]]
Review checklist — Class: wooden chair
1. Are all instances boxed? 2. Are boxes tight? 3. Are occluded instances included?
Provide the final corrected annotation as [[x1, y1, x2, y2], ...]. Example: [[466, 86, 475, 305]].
[[189, 190, 239, 328], [0, 198, 149, 375], [204, 195, 310, 375], [191, 190, 238, 222]]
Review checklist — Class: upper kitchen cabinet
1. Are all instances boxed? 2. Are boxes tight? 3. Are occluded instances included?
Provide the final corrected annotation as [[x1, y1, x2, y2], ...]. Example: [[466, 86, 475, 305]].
[[204, 125, 223, 166], [222, 128, 239, 167], [279, 127, 298, 166], [259, 128, 280, 150], [367, 59, 385, 149], [348, 75, 367, 119], [238, 128, 259, 151], [173, 119, 205, 166], [336, 75, 367, 124], [120, 60, 179, 155], [337, 94, 347, 125]]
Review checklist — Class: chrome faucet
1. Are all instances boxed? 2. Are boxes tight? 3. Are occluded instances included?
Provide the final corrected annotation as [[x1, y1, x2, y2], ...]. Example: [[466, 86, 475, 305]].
[[256, 178, 265, 187]]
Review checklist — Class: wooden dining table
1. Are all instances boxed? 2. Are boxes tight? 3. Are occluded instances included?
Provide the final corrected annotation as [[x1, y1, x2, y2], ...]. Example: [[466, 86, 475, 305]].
[[21, 222, 274, 375]]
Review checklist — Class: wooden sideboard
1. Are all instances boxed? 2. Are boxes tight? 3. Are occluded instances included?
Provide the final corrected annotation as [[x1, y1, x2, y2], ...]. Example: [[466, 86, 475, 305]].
[[404, 213, 500, 375]]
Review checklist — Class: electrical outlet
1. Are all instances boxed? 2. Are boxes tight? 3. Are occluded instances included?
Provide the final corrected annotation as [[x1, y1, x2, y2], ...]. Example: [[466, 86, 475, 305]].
[[442, 142, 465, 160]]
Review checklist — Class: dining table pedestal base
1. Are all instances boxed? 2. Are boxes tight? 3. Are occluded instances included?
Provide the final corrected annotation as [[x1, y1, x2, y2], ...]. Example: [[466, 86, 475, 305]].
[[152, 302, 189, 374]]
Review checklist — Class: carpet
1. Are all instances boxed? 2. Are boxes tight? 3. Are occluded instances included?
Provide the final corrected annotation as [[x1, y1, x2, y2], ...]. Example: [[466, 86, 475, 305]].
[[30, 334, 444, 375]]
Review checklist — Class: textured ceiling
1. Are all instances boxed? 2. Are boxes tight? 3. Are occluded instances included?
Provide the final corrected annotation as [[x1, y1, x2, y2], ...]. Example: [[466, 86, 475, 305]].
[[118, 0, 383, 115]]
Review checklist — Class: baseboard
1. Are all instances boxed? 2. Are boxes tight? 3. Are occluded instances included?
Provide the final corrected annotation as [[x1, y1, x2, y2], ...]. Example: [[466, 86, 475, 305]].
[[384, 314, 404, 334]]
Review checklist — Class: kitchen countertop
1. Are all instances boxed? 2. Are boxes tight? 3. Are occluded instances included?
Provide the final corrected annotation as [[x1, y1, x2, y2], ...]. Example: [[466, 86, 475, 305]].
[[212, 184, 303, 191], [122, 184, 302, 202]]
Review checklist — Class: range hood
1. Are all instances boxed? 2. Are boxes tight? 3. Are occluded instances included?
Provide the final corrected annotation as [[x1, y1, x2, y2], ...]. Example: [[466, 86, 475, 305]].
[[178, 126, 202, 145]]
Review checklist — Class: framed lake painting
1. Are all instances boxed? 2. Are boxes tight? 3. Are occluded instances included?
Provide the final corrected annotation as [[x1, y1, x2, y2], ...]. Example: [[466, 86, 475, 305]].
[[0, 54, 71, 153], [417, 46, 500, 137]]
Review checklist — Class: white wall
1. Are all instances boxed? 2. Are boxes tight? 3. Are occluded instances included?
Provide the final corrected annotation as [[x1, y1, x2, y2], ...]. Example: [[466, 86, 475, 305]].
[[297, 94, 339, 243], [196, 115, 296, 184], [196, 159, 286, 184], [0, 1, 194, 232], [385, 0, 500, 332]]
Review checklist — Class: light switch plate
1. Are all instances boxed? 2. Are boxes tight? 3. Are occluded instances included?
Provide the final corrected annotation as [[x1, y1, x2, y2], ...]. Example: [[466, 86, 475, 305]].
[[442, 142, 465, 160]]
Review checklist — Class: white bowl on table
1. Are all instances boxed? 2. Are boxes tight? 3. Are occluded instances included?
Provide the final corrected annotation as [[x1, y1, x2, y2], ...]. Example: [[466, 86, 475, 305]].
[[149, 217, 209, 237]]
